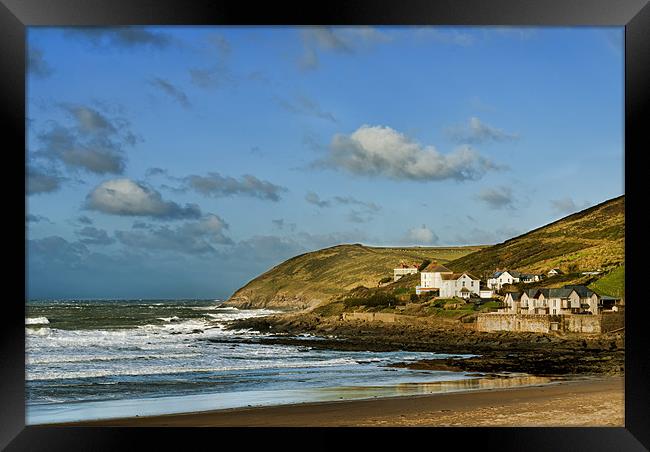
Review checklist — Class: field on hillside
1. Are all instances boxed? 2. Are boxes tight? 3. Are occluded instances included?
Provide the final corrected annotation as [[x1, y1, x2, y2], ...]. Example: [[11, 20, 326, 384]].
[[225, 244, 483, 310], [589, 265, 625, 298], [448, 196, 624, 276]]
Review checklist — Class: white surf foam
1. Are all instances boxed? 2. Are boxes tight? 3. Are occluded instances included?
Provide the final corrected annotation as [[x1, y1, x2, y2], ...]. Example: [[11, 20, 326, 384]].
[[26, 317, 50, 325]]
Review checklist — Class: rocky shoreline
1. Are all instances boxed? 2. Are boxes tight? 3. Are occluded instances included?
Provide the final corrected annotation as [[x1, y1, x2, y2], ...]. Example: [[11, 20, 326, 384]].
[[225, 313, 624, 376]]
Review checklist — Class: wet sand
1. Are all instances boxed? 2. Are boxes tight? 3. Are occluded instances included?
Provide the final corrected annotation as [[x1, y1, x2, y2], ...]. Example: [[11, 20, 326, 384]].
[[65, 376, 623, 427]]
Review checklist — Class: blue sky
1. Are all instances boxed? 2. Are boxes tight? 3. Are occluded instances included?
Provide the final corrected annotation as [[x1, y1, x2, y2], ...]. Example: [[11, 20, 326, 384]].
[[26, 26, 624, 299]]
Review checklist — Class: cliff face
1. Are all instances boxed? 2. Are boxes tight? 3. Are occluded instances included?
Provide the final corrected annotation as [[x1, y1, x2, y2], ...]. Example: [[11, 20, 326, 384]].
[[224, 244, 483, 310]]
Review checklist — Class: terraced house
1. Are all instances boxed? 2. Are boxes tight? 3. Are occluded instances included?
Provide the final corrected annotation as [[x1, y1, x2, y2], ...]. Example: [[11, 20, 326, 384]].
[[501, 285, 613, 316], [479, 284, 624, 334]]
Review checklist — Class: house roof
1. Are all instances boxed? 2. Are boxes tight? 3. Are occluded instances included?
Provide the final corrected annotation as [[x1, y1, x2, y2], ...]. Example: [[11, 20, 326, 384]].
[[460, 287, 471, 292], [506, 292, 521, 301], [549, 268, 563, 274], [600, 296, 620, 301], [441, 272, 479, 281], [493, 270, 521, 278], [563, 285, 596, 298], [547, 288, 573, 298], [522, 288, 538, 297], [422, 263, 453, 273]]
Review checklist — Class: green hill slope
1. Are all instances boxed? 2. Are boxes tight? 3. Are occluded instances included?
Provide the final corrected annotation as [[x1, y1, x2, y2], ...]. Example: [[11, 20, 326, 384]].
[[447, 195, 624, 278], [224, 244, 483, 310]]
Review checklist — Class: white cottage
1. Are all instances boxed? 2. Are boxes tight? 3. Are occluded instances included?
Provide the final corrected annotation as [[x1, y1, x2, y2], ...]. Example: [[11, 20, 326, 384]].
[[417, 263, 480, 298], [393, 264, 419, 282], [487, 270, 521, 290]]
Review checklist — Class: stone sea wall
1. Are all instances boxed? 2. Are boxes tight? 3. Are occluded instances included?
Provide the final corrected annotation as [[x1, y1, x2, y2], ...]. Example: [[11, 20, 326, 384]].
[[477, 312, 624, 334]]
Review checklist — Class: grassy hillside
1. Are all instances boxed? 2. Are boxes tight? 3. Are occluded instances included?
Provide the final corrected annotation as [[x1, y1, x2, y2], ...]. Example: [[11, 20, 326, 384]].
[[589, 264, 625, 298], [447, 196, 624, 278], [224, 244, 483, 310]]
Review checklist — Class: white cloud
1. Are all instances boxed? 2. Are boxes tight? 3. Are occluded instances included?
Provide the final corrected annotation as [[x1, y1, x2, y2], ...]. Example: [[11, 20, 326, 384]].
[[319, 124, 501, 182], [85, 179, 201, 219], [447, 117, 518, 144], [407, 225, 438, 245]]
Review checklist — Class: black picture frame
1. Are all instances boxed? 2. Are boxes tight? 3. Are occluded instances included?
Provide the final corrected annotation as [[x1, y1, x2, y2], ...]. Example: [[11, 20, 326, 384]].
[[4, 0, 648, 450]]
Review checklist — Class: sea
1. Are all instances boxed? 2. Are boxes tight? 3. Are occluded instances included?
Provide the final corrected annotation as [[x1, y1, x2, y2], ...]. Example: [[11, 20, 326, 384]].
[[25, 299, 546, 425]]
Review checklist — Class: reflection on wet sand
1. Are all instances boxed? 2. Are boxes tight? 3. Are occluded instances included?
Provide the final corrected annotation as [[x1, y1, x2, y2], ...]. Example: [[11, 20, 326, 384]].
[[309, 373, 572, 402]]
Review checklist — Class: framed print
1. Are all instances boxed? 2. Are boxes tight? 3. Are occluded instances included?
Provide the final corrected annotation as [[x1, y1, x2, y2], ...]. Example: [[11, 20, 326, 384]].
[[3, 0, 649, 450]]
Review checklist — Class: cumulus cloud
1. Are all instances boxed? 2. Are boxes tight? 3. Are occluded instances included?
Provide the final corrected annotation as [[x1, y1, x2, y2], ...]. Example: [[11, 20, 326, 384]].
[[85, 179, 202, 220], [64, 27, 174, 49], [183, 173, 287, 201], [34, 103, 137, 175], [550, 197, 591, 215], [476, 186, 515, 209], [317, 124, 500, 182], [115, 214, 232, 255], [27, 166, 66, 195], [75, 226, 115, 245], [305, 192, 331, 208], [28, 47, 53, 78], [298, 26, 391, 70], [277, 95, 337, 122], [447, 117, 518, 144], [406, 225, 439, 245], [76, 215, 93, 225], [148, 78, 191, 108]]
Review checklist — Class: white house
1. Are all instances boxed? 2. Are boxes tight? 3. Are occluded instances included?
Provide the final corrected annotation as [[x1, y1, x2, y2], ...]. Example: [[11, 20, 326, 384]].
[[520, 273, 543, 283], [393, 263, 419, 282], [487, 270, 521, 290], [417, 263, 480, 298], [479, 289, 494, 299], [548, 268, 563, 276]]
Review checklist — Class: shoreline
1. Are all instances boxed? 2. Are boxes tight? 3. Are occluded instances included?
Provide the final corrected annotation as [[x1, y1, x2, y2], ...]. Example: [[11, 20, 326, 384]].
[[57, 375, 623, 427]]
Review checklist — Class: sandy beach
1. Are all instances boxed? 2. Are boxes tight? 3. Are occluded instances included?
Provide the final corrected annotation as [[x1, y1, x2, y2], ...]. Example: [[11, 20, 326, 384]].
[[63, 376, 623, 427]]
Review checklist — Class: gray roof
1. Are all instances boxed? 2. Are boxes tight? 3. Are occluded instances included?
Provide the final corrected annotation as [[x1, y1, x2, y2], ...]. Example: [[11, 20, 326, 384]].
[[547, 288, 573, 298], [523, 288, 538, 297], [563, 285, 595, 298]]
